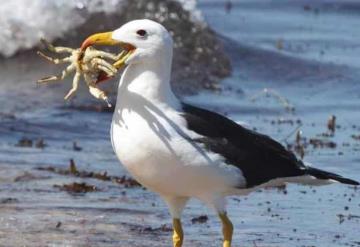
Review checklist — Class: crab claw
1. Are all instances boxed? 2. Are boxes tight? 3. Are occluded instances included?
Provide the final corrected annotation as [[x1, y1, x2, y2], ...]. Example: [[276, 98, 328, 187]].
[[81, 31, 136, 83]]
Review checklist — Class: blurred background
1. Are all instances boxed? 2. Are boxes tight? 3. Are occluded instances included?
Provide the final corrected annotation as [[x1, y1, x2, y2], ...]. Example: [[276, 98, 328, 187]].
[[0, 0, 359, 246]]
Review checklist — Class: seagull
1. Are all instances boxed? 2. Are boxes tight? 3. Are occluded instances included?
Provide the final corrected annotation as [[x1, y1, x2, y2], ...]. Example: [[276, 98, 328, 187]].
[[81, 19, 359, 247]]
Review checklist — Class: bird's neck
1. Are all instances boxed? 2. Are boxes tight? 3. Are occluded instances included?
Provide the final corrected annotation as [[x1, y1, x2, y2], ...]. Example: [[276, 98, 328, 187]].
[[117, 53, 179, 107]]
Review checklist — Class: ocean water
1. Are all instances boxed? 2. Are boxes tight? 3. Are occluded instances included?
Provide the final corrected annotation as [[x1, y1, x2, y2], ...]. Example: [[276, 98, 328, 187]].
[[0, 1, 359, 247]]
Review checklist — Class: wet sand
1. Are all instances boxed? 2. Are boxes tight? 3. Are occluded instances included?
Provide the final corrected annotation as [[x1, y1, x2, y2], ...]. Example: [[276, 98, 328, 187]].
[[1, 1, 360, 246]]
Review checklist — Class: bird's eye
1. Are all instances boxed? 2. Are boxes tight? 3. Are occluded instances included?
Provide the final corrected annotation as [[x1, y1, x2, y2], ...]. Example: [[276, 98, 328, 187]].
[[136, 29, 147, 37]]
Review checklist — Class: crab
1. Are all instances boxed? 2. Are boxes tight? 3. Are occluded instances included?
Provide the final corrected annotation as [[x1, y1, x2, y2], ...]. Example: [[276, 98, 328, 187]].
[[37, 38, 131, 106]]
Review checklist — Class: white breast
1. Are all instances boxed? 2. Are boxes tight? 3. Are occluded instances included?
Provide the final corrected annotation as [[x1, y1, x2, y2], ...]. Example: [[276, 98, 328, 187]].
[[110, 97, 245, 198]]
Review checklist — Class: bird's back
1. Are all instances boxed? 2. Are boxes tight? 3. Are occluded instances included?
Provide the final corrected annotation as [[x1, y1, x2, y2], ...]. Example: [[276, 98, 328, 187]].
[[181, 103, 359, 187]]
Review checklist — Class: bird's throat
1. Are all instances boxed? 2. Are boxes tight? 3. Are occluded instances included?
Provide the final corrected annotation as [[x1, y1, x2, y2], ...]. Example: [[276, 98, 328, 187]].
[[117, 55, 178, 106]]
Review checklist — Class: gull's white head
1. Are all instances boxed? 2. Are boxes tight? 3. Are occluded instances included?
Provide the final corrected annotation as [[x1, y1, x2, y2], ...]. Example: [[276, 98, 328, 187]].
[[113, 19, 173, 64], [81, 19, 173, 66], [81, 19, 176, 102]]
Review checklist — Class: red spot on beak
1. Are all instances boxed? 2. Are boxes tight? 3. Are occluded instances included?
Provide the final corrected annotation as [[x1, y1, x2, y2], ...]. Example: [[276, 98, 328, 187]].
[[80, 38, 93, 52]]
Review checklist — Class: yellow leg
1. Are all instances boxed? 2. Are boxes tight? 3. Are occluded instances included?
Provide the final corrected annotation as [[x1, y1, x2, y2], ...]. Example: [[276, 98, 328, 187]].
[[172, 218, 184, 247], [219, 213, 233, 247]]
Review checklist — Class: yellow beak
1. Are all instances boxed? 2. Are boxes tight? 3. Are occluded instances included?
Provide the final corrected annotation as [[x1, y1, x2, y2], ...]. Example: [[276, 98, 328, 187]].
[[80, 31, 119, 51], [80, 31, 136, 71]]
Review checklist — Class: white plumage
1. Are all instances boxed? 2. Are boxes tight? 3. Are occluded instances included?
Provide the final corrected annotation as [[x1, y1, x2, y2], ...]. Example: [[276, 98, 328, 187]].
[[110, 20, 245, 217], [81, 19, 358, 247]]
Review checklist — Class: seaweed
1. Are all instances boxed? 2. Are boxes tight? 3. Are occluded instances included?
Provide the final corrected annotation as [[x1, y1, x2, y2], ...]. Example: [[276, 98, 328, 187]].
[[37, 160, 142, 188], [54, 182, 98, 193], [191, 215, 208, 224]]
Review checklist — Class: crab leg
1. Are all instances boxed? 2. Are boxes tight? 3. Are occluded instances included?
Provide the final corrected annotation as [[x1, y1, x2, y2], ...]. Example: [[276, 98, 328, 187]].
[[37, 64, 76, 83], [86, 50, 122, 61], [88, 85, 111, 107], [92, 58, 117, 75], [37, 51, 72, 64], [88, 85, 106, 99], [64, 72, 81, 100], [94, 58, 118, 73], [41, 38, 73, 53], [83, 72, 111, 107]]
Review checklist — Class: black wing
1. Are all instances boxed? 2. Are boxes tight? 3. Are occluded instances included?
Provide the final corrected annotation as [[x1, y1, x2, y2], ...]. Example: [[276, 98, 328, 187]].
[[181, 103, 307, 188]]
